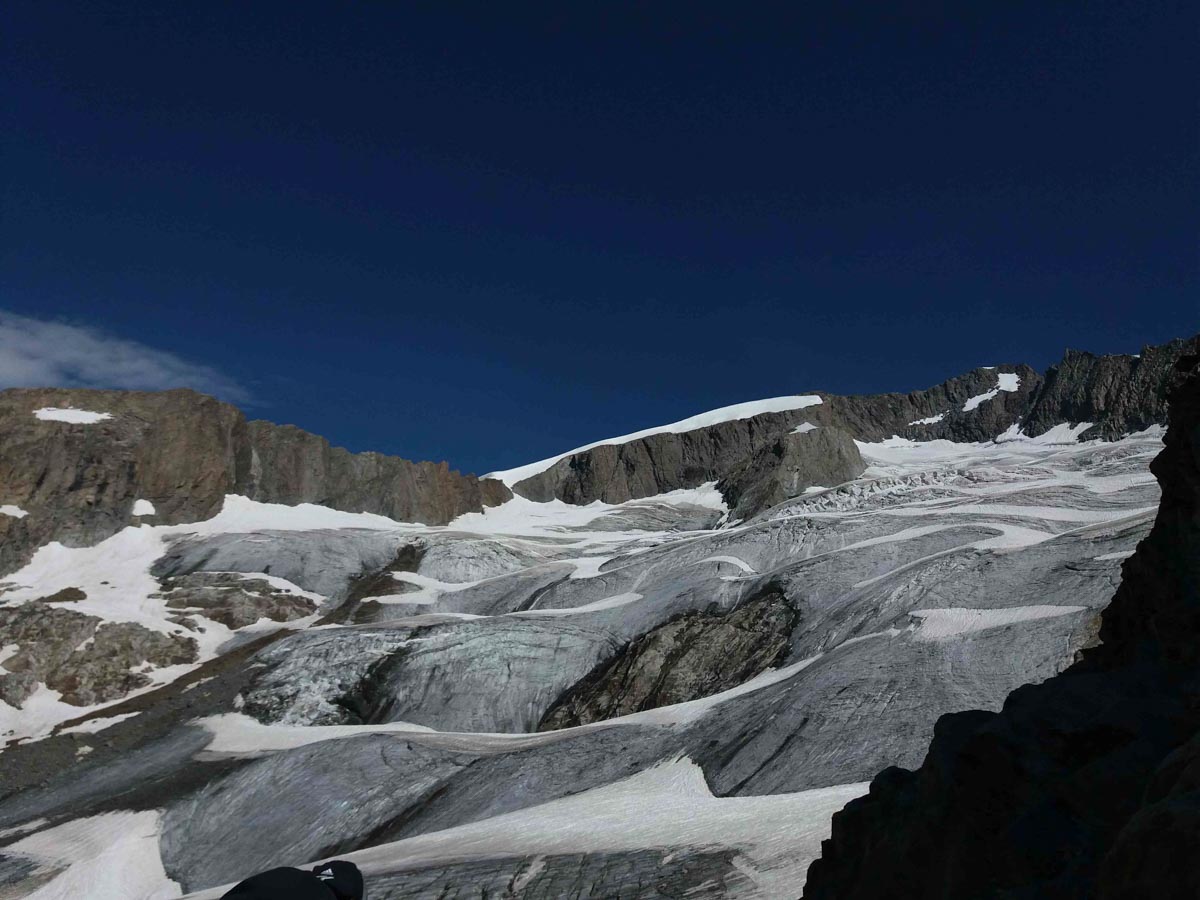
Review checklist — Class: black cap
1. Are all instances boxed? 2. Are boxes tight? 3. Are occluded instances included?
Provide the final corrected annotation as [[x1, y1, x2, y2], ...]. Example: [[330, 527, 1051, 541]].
[[312, 860, 365, 900]]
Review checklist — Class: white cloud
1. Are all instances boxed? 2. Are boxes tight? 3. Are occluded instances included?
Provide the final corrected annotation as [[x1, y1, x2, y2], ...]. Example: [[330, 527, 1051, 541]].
[[0, 310, 249, 403]]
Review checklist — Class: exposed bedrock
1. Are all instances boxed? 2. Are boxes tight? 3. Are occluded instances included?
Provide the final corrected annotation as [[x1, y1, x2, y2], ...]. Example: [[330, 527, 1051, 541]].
[[0, 604, 197, 707], [0, 387, 509, 577], [538, 588, 800, 730], [241, 420, 511, 526], [1022, 338, 1197, 441], [510, 410, 819, 505], [718, 426, 865, 519], [826, 363, 1041, 443], [153, 572, 318, 630], [803, 350, 1200, 900], [0, 388, 247, 577]]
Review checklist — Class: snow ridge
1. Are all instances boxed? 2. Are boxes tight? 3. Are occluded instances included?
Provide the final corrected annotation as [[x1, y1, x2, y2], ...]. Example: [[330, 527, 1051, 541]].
[[487, 395, 824, 487]]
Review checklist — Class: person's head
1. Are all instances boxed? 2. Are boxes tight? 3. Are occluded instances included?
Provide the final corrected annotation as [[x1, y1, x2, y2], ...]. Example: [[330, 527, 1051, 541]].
[[312, 860, 365, 900]]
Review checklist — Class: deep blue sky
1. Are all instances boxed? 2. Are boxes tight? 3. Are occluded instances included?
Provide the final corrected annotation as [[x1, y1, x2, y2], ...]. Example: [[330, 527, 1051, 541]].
[[2, 2, 1195, 474]]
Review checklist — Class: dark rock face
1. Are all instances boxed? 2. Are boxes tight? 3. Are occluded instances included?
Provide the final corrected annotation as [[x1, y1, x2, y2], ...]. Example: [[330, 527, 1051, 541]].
[[1022, 339, 1195, 440], [154, 572, 317, 630], [719, 426, 865, 519], [242, 420, 511, 528], [0, 604, 198, 707], [827, 363, 1043, 443], [511, 410, 820, 505], [538, 589, 799, 730], [507, 366, 1043, 510], [33, 587, 86, 604], [0, 388, 247, 577], [802, 350, 1200, 900], [0, 387, 509, 577]]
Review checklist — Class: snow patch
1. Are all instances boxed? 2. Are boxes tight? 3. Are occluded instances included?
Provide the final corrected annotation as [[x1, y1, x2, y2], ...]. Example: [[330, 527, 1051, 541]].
[[962, 373, 1020, 412], [512, 592, 643, 617], [487, 396, 824, 486], [995, 422, 1094, 445], [6, 811, 181, 900], [910, 605, 1086, 640], [198, 712, 437, 754], [701, 555, 757, 575], [1, 504, 28, 518], [33, 407, 113, 424], [59, 711, 140, 736], [791, 422, 819, 434], [333, 759, 867, 900], [908, 412, 945, 426], [131, 499, 156, 516], [450, 483, 726, 539]]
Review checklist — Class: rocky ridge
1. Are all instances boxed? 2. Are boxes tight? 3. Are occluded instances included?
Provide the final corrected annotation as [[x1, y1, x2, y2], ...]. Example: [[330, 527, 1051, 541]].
[[506, 339, 1194, 508], [0, 387, 510, 576]]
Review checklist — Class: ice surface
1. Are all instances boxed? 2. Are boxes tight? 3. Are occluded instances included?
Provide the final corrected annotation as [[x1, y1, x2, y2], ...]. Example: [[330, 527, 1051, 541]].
[[0, 425, 1169, 900]]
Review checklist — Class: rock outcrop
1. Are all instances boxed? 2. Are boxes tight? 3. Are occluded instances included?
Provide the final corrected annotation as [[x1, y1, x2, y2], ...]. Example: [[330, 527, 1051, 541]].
[[718, 426, 865, 519], [539, 589, 799, 730], [1022, 338, 1193, 440], [0, 604, 197, 707], [241, 420, 511, 525], [154, 573, 318, 630], [825, 363, 1042, 443], [509, 409, 822, 505], [0, 387, 510, 577], [0, 388, 247, 577], [802, 348, 1200, 900]]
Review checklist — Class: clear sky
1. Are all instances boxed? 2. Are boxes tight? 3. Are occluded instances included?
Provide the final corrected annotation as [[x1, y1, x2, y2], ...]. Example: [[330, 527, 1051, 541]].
[[2, 2, 1195, 475]]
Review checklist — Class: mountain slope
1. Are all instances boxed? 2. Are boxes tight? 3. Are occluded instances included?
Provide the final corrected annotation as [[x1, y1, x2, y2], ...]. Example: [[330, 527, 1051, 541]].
[[0, 336, 1192, 900]]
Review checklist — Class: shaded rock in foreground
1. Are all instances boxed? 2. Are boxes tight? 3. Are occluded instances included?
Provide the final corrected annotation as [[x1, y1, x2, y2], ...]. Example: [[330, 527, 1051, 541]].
[[539, 588, 799, 730], [803, 350, 1200, 900]]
